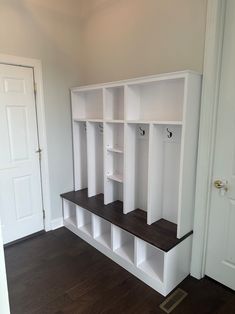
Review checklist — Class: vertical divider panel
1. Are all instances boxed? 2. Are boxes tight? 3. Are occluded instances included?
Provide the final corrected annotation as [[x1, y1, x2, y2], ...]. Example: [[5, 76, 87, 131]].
[[124, 123, 136, 213], [73, 121, 88, 191], [87, 122, 104, 197], [147, 124, 163, 224]]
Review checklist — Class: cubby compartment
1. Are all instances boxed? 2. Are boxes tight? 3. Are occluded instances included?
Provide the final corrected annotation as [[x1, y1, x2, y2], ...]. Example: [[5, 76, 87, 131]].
[[126, 78, 184, 122], [148, 124, 182, 225], [87, 122, 104, 197], [104, 86, 124, 121], [124, 123, 149, 214], [72, 89, 103, 120], [136, 238, 165, 282], [105, 122, 124, 153], [63, 200, 77, 226], [76, 206, 93, 236], [73, 121, 88, 191], [112, 226, 135, 264], [93, 215, 112, 249]]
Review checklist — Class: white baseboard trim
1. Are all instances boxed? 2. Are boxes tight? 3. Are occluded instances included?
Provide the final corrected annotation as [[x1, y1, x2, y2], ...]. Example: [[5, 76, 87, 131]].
[[51, 217, 64, 230]]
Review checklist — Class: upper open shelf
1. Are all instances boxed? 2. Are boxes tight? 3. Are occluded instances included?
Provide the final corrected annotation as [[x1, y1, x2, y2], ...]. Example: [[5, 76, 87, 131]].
[[72, 88, 103, 120], [125, 78, 184, 122], [104, 86, 124, 121]]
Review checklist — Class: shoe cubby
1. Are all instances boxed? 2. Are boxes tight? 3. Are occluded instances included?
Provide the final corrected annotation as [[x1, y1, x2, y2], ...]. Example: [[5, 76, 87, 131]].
[[87, 122, 104, 197], [104, 86, 124, 121], [71, 88, 103, 121], [124, 123, 149, 215], [76, 205, 93, 236], [147, 124, 182, 225], [112, 225, 135, 264], [125, 78, 184, 122], [92, 215, 112, 249], [63, 200, 77, 227], [136, 238, 165, 282], [73, 121, 88, 191], [68, 72, 201, 296]]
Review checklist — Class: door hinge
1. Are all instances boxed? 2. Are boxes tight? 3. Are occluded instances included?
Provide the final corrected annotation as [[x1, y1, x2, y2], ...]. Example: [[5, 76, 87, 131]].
[[43, 210, 45, 219], [35, 148, 42, 161], [34, 82, 37, 94]]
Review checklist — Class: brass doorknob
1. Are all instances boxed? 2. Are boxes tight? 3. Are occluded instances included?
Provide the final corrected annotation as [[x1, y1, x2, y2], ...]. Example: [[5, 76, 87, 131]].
[[214, 179, 228, 192]]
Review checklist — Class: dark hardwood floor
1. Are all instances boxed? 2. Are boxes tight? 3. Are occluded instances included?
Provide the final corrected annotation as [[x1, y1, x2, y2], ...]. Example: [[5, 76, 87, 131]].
[[4, 228, 235, 314]]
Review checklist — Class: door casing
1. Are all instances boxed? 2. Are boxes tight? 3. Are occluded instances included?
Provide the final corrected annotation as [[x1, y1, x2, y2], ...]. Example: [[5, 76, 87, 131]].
[[191, 0, 227, 279], [0, 54, 52, 232]]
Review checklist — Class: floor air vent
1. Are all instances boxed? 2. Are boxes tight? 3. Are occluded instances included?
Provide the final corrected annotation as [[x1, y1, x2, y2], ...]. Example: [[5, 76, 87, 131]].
[[160, 288, 188, 313]]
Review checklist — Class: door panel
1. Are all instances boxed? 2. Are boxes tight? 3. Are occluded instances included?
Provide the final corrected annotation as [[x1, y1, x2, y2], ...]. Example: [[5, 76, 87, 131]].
[[205, 0, 235, 290], [0, 64, 44, 244]]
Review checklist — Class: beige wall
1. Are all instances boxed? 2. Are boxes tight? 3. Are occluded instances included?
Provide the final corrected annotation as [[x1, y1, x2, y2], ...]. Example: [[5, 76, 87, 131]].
[[80, 0, 207, 85], [0, 0, 207, 221], [0, 0, 83, 219]]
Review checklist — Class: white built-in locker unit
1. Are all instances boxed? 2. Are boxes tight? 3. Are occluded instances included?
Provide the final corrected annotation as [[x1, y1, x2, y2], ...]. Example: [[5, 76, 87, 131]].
[[62, 71, 201, 296]]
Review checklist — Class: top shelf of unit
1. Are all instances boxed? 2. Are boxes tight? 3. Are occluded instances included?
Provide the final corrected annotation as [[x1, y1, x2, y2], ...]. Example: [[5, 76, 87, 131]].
[[73, 119, 183, 125], [70, 70, 201, 92]]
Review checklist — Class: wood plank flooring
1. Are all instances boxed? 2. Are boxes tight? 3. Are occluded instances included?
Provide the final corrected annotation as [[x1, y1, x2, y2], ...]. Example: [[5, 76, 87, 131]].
[[4, 228, 235, 314]]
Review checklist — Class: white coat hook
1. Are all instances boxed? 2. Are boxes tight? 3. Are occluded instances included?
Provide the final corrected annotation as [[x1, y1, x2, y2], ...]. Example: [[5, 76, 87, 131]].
[[138, 126, 145, 136], [98, 124, 103, 133]]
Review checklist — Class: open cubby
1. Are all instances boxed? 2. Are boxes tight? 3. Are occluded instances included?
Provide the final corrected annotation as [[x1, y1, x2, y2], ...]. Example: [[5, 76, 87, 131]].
[[126, 78, 184, 122], [72, 89, 103, 120], [112, 225, 135, 264], [73, 121, 88, 191], [87, 122, 104, 197], [136, 238, 164, 282], [105, 122, 124, 153], [63, 200, 77, 226], [76, 205, 93, 236], [104, 86, 124, 121], [93, 215, 111, 249], [148, 124, 182, 225], [124, 123, 149, 214]]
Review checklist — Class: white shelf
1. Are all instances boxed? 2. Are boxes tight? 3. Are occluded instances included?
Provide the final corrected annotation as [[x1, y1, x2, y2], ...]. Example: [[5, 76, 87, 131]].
[[126, 120, 182, 125], [64, 216, 76, 227], [112, 226, 135, 264], [93, 215, 111, 249], [95, 233, 111, 249], [105, 120, 124, 123], [107, 173, 123, 183], [136, 238, 164, 282], [72, 88, 103, 120], [104, 86, 124, 121], [114, 242, 134, 264], [79, 223, 93, 236], [107, 146, 123, 154], [76, 205, 93, 236], [63, 200, 77, 227]]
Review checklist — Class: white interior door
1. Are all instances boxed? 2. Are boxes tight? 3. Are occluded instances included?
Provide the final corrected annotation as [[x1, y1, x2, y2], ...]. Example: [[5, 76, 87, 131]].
[[205, 0, 235, 291], [0, 64, 44, 244]]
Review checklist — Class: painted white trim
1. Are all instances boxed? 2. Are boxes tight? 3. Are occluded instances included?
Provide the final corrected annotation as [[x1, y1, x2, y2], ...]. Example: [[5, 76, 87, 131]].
[[51, 217, 64, 230], [0, 54, 52, 232], [191, 0, 227, 279], [0, 222, 10, 314]]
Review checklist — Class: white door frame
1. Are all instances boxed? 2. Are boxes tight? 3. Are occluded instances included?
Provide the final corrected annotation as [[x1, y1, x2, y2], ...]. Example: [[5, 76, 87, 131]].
[[191, 0, 227, 279], [0, 54, 52, 232]]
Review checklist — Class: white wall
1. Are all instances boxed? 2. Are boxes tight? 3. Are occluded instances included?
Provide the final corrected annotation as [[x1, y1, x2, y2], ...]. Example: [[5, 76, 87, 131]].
[[0, 0, 83, 220], [0, 0, 208, 222], [79, 0, 208, 84]]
